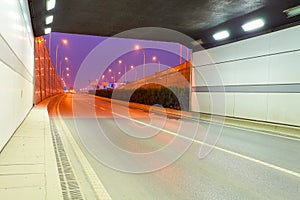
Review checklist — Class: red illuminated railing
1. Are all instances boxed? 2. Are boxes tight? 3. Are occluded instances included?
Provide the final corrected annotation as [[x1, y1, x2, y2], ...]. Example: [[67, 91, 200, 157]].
[[34, 36, 63, 104]]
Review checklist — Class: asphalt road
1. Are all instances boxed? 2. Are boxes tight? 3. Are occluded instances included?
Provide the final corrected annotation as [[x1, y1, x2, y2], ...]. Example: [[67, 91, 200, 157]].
[[48, 94, 300, 200]]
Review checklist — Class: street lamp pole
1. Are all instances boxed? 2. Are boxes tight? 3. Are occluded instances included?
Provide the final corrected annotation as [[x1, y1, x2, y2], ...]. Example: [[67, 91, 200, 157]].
[[130, 65, 135, 81], [62, 67, 70, 89], [143, 52, 145, 79], [60, 57, 68, 78], [55, 39, 67, 74], [111, 74, 116, 83], [109, 69, 116, 84], [135, 45, 146, 79], [118, 60, 127, 83], [152, 56, 161, 72]]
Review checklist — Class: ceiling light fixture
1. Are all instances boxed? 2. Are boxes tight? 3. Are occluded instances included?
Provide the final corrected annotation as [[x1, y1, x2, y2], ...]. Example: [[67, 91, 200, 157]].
[[44, 27, 51, 34], [45, 15, 53, 25], [283, 5, 300, 18], [213, 30, 230, 41], [242, 18, 265, 32], [46, 0, 56, 11]]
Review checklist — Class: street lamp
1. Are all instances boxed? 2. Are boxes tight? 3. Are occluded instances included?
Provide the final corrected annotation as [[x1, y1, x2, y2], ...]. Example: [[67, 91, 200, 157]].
[[101, 74, 106, 83], [108, 69, 115, 83], [118, 60, 127, 83], [130, 65, 137, 81], [152, 56, 161, 72], [134, 45, 146, 79], [55, 39, 68, 73], [62, 67, 70, 88], [60, 56, 68, 78]]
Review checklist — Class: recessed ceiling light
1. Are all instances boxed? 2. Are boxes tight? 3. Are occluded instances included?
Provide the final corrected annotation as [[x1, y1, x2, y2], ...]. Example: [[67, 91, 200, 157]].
[[46, 0, 56, 11], [45, 15, 53, 25], [242, 19, 265, 32], [44, 27, 52, 35], [283, 5, 300, 18], [213, 30, 230, 41]]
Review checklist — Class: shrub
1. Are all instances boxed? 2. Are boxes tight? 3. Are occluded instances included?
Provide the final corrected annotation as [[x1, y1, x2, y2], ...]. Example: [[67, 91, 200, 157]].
[[93, 87, 189, 111]]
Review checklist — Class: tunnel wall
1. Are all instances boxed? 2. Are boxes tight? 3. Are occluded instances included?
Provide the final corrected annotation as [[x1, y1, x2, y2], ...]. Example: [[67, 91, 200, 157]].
[[191, 25, 300, 127], [0, 0, 34, 151]]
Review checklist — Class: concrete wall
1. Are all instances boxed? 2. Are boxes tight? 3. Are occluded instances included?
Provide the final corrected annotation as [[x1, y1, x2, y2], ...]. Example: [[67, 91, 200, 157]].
[[191, 25, 300, 127], [120, 61, 191, 90], [0, 0, 34, 150]]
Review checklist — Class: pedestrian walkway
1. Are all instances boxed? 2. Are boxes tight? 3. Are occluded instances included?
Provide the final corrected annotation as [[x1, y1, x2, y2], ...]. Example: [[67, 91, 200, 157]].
[[0, 102, 63, 200]]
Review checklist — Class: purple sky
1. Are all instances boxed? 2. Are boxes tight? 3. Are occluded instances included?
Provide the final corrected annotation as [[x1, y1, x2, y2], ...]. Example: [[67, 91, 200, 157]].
[[45, 32, 190, 89]]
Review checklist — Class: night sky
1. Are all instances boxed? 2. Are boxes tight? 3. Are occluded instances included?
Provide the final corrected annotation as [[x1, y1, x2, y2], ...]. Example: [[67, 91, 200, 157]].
[[45, 32, 190, 90]]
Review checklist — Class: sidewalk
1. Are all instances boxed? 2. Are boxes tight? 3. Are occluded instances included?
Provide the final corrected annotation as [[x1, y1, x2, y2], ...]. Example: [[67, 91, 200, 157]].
[[0, 103, 63, 200]]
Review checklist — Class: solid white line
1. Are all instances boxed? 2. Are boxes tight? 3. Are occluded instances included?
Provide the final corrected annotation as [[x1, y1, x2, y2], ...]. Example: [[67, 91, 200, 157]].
[[113, 112, 300, 179]]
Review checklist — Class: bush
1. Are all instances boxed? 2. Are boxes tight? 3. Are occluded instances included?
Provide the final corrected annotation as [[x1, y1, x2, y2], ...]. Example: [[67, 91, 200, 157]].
[[92, 87, 189, 111]]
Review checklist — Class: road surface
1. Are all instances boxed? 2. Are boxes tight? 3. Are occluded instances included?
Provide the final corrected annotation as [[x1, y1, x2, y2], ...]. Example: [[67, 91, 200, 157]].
[[48, 94, 300, 200]]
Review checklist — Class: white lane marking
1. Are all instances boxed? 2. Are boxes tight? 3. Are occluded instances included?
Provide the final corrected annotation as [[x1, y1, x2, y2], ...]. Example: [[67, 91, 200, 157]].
[[80, 99, 107, 111], [113, 111, 300, 179], [58, 97, 112, 200]]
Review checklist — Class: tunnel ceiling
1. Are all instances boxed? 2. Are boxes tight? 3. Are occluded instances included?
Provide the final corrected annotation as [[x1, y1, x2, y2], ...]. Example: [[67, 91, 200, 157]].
[[28, 0, 300, 48]]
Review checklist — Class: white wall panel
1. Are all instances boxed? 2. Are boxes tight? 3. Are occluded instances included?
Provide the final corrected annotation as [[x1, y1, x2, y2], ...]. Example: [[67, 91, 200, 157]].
[[234, 56, 269, 85], [192, 50, 214, 67], [267, 94, 300, 126], [236, 34, 270, 59], [0, 61, 33, 150], [206, 43, 238, 63], [192, 67, 207, 87], [197, 93, 211, 114], [190, 93, 200, 112], [269, 51, 300, 84], [234, 93, 268, 121], [209, 93, 227, 116], [269, 25, 300, 54], [192, 24, 300, 126], [193, 66, 225, 86], [0, 0, 34, 151], [215, 62, 237, 86], [224, 93, 235, 117], [0, 62, 14, 145], [193, 33, 270, 66], [0, 36, 32, 82], [0, 0, 34, 76]]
